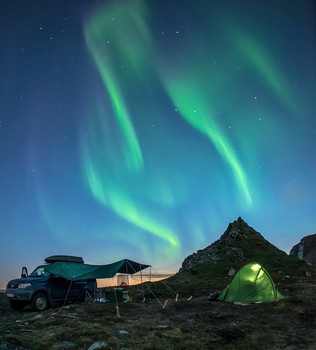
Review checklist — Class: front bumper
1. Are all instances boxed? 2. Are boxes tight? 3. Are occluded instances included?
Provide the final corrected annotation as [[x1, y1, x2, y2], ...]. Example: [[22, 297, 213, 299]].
[[5, 289, 33, 301]]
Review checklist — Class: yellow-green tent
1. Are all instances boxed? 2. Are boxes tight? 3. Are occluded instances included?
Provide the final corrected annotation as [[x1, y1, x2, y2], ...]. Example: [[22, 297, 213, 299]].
[[218, 262, 284, 303]]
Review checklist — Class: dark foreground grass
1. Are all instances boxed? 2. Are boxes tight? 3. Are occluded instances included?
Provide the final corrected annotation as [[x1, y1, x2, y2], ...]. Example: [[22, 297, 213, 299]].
[[1, 273, 316, 350]]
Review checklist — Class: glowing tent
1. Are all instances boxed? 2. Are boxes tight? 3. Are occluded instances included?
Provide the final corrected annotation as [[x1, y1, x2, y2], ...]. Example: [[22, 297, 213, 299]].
[[218, 262, 284, 303]]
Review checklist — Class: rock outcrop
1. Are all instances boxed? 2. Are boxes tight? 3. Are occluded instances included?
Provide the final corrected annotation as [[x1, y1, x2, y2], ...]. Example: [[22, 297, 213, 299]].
[[290, 234, 316, 265], [180, 217, 286, 271]]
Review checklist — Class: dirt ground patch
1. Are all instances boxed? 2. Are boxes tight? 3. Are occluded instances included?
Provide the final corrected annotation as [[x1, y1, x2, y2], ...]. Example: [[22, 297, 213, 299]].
[[1, 280, 316, 350]]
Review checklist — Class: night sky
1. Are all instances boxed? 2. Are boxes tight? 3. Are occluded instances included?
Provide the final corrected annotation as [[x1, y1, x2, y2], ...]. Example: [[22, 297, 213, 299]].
[[1, 0, 315, 288]]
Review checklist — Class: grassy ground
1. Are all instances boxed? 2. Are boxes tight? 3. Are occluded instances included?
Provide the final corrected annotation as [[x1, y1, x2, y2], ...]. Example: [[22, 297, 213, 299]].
[[1, 272, 316, 350]]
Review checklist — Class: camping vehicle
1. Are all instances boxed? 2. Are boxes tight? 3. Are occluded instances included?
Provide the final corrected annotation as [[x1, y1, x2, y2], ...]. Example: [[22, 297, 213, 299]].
[[5, 255, 94, 312]]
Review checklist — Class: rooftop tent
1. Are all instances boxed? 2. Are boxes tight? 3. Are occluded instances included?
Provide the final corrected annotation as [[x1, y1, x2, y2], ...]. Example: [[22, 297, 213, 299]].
[[218, 262, 284, 303], [44, 255, 84, 264], [44, 259, 150, 281]]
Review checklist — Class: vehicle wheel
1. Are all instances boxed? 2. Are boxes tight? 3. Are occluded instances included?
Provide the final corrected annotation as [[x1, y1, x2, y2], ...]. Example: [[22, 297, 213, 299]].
[[31, 293, 49, 311], [10, 300, 25, 311]]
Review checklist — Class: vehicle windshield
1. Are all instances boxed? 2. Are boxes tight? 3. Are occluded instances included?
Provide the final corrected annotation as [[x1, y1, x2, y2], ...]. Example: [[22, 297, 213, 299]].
[[29, 265, 50, 277]]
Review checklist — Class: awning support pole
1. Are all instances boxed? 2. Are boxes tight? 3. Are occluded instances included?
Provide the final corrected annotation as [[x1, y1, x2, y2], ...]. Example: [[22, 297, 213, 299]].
[[64, 280, 73, 306], [114, 288, 121, 318]]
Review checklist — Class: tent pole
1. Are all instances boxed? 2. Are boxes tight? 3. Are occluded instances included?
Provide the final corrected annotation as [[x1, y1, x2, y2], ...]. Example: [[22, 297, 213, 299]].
[[139, 266, 145, 302], [64, 280, 73, 306], [125, 260, 128, 286], [114, 288, 120, 318], [140, 267, 143, 284]]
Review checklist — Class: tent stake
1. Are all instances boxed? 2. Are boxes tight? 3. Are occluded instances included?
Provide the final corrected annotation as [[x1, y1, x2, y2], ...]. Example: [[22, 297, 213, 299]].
[[162, 300, 168, 309]]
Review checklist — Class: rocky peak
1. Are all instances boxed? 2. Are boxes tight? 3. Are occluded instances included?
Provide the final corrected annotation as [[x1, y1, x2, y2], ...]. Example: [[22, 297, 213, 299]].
[[180, 217, 277, 271], [290, 234, 316, 265], [218, 217, 263, 245]]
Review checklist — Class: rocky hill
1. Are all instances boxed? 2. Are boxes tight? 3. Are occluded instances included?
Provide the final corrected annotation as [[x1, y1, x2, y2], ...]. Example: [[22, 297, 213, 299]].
[[181, 217, 288, 271], [290, 234, 316, 265], [160, 217, 313, 297]]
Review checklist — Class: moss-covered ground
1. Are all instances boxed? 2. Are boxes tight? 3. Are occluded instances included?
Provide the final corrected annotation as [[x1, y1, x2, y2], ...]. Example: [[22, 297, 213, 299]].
[[1, 266, 315, 350]]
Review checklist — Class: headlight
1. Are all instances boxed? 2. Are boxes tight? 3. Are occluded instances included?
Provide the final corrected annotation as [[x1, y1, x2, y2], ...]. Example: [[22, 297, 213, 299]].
[[18, 283, 31, 289]]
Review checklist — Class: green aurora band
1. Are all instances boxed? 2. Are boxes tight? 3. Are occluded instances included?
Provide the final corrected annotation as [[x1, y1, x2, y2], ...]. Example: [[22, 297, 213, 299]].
[[83, 1, 181, 260], [229, 25, 293, 109], [83, 1, 149, 173], [83, 147, 180, 249], [81, 0, 293, 262], [160, 78, 253, 206], [80, 98, 181, 259]]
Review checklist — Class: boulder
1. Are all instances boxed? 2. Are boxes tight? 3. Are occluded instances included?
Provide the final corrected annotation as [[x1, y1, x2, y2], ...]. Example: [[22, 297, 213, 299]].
[[87, 342, 108, 350], [290, 234, 316, 265]]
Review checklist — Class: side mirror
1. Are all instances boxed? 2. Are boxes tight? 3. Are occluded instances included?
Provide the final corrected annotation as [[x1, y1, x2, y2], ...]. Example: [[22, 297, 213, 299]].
[[21, 266, 28, 278]]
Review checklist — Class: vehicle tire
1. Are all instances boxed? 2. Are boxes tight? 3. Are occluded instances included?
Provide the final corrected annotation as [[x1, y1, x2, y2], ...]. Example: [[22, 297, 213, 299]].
[[31, 293, 49, 312], [10, 300, 25, 311]]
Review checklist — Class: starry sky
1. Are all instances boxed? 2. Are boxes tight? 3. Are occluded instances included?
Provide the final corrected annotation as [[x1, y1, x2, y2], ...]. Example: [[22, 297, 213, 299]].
[[1, 0, 315, 289]]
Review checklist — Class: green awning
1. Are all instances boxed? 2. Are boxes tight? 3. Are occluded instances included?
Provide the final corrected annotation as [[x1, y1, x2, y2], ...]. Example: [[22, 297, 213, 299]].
[[44, 259, 150, 280]]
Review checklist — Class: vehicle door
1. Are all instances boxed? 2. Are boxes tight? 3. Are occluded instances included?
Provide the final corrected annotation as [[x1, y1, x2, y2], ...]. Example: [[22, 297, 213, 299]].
[[48, 275, 73, 299]]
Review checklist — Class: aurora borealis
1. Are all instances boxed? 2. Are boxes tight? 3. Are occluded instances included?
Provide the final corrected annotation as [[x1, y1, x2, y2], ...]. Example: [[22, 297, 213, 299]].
[[0, 0, 315, 288]]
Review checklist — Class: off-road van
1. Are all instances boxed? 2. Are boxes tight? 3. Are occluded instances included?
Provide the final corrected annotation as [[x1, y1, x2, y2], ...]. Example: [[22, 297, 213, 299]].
[[5, 255, 95, 311]]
